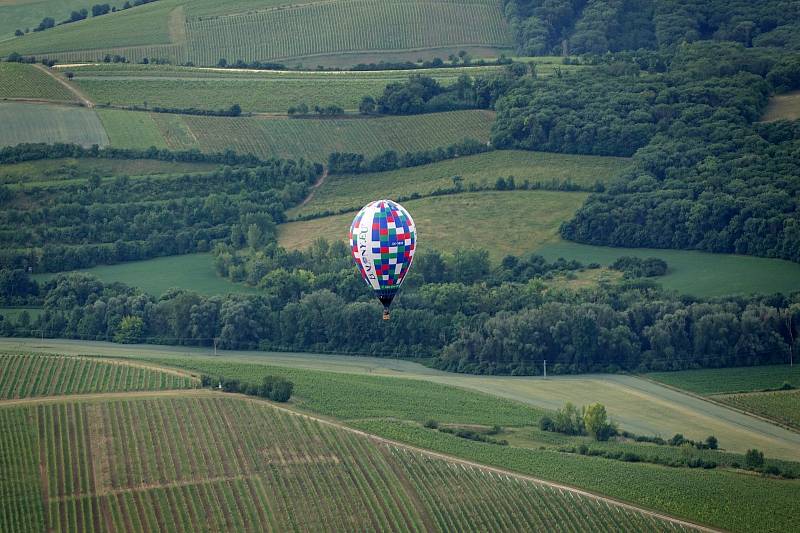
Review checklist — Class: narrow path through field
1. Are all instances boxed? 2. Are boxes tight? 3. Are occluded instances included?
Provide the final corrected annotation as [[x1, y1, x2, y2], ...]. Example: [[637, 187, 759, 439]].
[[0, 388, 720, 532], [298, 167, 329, 208], [33, 64, 94, 108]]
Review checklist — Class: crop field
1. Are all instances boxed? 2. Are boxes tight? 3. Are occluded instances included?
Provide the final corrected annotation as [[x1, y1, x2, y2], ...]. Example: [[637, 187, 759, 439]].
[[0, 63, 76, 102], [536, 240, 800, 297], [34, 253, 258, 296], [0, 102, 108, 148], [292, 150, 629, 218], [96, 108, 168, 149], [0, 0, 180, 57], [0, 157, 218, 187], [761, 90, 800, 122], [281, 190, 588, 260], [167, 110, 493, 160], [184, 0, 513, 66], [0, 395, 692, 533], [647, 365, 800, 395], [67, 64, 504, 113], [0, 353, 197, 399], [712, 390, 800, 431], [0, 0, 122, 40]]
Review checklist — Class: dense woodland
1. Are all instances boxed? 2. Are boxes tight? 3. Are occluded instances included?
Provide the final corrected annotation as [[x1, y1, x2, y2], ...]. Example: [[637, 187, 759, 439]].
[[503, 0, 800, 55]]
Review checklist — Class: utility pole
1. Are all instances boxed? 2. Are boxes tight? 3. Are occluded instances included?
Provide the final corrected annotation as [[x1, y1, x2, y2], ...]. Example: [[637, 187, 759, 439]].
[[543, 360, 547, 379], [213, 337, 218, 356]]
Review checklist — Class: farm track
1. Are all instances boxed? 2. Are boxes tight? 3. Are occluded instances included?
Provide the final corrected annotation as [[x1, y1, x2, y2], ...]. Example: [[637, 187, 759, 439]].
[[0, 387, 719, 532], [32, 64, 94, 108], [298, 168, 329, 207]]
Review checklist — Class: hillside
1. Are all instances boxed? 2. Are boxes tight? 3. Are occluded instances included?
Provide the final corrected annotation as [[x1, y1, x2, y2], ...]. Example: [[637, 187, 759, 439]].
[[0, 0, 515, 66], [0, 389, 696, 532]]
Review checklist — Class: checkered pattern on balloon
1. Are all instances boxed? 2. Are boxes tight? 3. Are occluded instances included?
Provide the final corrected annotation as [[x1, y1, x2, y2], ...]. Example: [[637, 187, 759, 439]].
[[349, 200, 416, 309]]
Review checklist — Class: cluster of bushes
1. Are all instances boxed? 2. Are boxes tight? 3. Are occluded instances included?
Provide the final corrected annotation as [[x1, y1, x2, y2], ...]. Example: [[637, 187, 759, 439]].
[[539, 403, 617, 441], [200, 374, 294, 402], [610, 257, 668, 278], [424, 420, 508, 445], [216, 59, 285, 70], [5, 53, 56, 67], [287, 103, 343, 117], [327, 138, 491, 175], [351, 55, 511, 71], [122, 103, 243, 117], [563, 445, 719, 469]]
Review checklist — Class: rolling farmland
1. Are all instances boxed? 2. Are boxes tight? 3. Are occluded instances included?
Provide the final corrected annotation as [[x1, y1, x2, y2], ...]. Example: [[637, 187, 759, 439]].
[[292, 150, 629, 218], [0, 354, 197, 399], [155, 110, 494, 160], [0, 394, 695, 533], [184, 0, 514, 65], [66, 64, 505, 113], [0, 63, 76, 102], [0, 102, 108, 148], [281, 190, 588, 259]]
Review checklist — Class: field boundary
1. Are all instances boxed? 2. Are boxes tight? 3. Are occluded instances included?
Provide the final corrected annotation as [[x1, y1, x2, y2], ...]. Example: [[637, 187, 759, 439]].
[[640, 375, 800, 434], [32, 64, 94, 108]]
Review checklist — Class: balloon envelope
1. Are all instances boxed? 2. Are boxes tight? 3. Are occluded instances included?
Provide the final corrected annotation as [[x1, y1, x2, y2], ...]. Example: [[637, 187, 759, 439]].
[[349, 200, 416, 313]]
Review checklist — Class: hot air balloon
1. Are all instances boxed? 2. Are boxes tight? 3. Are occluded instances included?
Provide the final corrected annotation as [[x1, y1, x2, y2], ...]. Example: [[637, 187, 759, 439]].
[[349, 200, 416, 320]]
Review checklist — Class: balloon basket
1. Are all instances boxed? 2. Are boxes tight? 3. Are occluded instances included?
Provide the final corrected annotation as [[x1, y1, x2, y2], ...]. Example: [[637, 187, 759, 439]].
[[382, 309, 390, 321]]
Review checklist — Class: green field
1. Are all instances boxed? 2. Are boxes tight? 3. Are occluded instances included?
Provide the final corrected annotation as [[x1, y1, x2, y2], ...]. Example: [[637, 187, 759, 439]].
[[0, 102, 108, 148], [0, 157, 218, 187], [713, 390, 800, 431], [0, 0, 514, 67], [0, 0, 127, 40], [648, 365, 800, 395], [281, 190, 589, 260], [184, 0, 514, 66], [0, 353, 197, 398], [68, 64, 504, 113], [536, 240, 800, 297], [761, 90, 800, 122], [34, 253, 258, 296], [140, 109, 493, 161], [96, 108, 169, 149], [292, 150, 629, 218], [0, 62, 76, 102], [0, 394, 689, 533]]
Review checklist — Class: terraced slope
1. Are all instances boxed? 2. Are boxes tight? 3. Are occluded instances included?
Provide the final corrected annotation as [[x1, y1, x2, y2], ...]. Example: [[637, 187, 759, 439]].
[[0, 394, 699, 532]]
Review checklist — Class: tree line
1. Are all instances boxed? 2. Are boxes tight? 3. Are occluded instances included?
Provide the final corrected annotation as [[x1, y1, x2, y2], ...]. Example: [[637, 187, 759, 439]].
[[3, 239, 797, 375]]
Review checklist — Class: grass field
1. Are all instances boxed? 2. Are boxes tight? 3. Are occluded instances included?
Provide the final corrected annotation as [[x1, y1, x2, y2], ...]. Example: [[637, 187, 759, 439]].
[[648, 365, 800, 395], [0, 0, 127, 40], [0, 62, 76, 102], [0, 102, 108, 148], [0, 353, 197, 398], [536, 240, 800, 297], [33, 253, 258, 296], [281, 190, 588, 260], [67, 63, 505, 113], [0, 157, 218, 187], [0, 394, 689, 533], [292, 150, 629, 218], [96, 108, 168, 149], [761, 90, 800, 122], [713, 390, 800, 431]]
